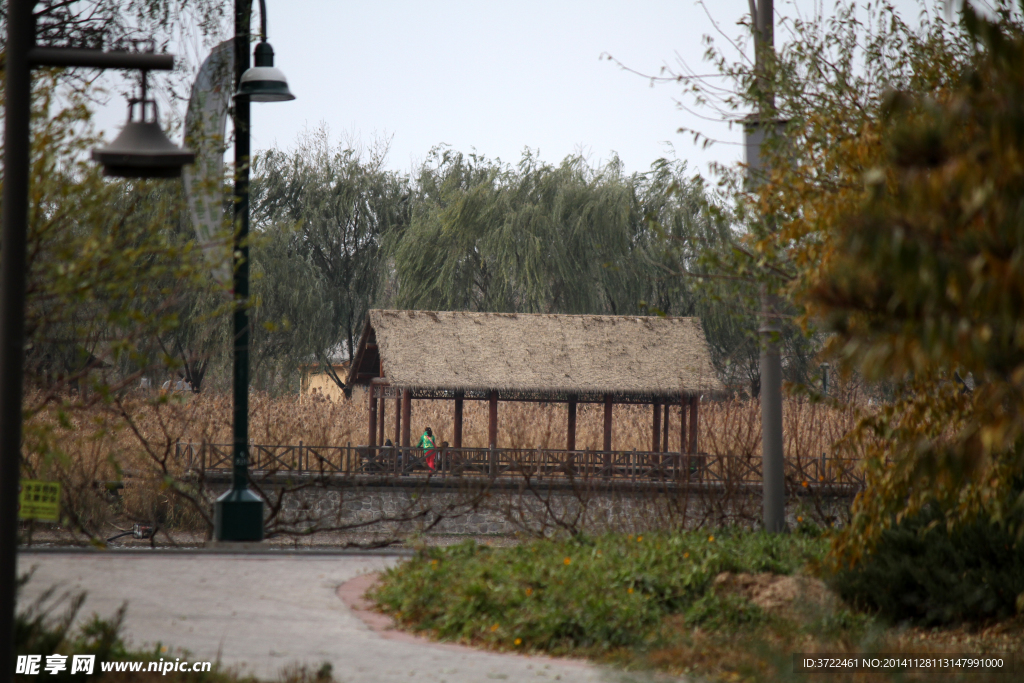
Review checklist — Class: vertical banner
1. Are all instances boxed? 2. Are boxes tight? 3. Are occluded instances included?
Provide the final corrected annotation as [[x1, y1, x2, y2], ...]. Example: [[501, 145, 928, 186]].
[[183, 40, 235, 286]]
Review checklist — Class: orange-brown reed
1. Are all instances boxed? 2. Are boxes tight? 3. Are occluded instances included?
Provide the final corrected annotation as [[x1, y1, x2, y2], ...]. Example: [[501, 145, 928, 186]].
[[18, 387, 865, 535], [23, 387, 862, 477]]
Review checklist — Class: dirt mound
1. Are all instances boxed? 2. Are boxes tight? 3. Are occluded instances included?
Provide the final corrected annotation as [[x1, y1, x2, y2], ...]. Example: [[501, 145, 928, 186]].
[[713, 571, 837, 618]]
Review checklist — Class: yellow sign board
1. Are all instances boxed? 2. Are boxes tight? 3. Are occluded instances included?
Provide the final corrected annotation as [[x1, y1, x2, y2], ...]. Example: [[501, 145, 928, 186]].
[[19, 480, 61, 522]]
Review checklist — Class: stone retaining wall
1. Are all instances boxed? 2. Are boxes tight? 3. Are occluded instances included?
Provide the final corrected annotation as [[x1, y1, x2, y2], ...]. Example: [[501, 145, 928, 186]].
[[207, 476, 854, 536]]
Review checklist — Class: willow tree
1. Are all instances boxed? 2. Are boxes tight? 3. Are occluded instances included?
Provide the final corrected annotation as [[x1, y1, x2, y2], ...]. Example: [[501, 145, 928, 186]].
[[245, 222, 335, 393], [0, 0, 225, 49], [388, 149, 695, 313], [385, 147, 761, 390], [250, 128, 409, 389], [388, 149, 630, 313], [636, 157, 792, 394]]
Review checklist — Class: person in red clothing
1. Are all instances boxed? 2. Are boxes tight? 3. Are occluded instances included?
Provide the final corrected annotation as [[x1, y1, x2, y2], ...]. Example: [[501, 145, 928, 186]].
[[418, 427, 437, 470]]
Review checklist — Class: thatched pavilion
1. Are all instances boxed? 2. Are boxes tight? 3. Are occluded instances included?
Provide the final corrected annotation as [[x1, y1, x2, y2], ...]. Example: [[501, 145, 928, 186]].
[[345, 310, 723, 455]]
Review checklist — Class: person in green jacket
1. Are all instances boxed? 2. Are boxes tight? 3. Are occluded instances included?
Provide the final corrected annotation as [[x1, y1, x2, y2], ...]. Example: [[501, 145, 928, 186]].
[[418, 427, 437, 470]]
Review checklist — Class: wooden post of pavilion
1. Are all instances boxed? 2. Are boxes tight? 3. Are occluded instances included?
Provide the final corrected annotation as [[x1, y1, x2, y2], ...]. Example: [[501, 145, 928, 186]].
[[401, 389, 411, 448], [662, 403, 670, 452], [661, 401, 670, 474], [394, 394, 401, 445], [566, 395, 577, 451], [651, 399, 661, 453], [603, 394, 613, 476], [603, 394, 613, 451], [488, 390, 498, 447], [680, 394, 688, 478], [688, 396, 699, 455], [367, 385, 377, 450], [377, 360, 386, 447], [453, 390, 464, 449]]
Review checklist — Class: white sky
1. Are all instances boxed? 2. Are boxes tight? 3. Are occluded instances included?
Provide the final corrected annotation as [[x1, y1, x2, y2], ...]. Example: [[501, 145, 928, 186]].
[[246, 0, 739, 177], [91, 0, 929, 179]]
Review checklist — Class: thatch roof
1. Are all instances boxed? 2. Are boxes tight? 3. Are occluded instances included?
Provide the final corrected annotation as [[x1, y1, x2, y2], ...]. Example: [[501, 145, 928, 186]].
[[347, 310, 723, 398]]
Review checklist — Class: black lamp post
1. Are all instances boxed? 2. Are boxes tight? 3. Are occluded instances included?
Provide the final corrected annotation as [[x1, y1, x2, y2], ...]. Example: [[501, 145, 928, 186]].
[[214, 0, 294, 542], [1, 1, 192, 674]]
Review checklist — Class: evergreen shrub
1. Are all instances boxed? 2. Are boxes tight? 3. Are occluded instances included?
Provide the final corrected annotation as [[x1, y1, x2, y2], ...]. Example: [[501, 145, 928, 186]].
[[831, 503, 1024, 626]]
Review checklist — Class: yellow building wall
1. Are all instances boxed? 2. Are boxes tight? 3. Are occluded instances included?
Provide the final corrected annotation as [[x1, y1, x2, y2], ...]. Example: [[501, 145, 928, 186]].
[[300, 364, 351, 402]]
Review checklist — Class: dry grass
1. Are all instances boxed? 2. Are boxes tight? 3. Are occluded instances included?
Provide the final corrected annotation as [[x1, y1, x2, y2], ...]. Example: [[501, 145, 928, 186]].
[[640, 608, 1024, 683], [30, 387, 857, 457], [21, 387, 865, 480], [18, 385, 866, 539], [266, 387, 860, 460]]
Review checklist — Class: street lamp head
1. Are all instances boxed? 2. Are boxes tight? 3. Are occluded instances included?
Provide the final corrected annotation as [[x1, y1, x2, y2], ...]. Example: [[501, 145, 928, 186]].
[[91, 99, 195, 178], [236, 41, 294, 102]]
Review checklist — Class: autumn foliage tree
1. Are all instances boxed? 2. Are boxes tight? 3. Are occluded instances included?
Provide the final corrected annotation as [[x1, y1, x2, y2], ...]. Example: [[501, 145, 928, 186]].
[[808, 3, 1024, 561], [668, 1, 1024, 556], [629, 2, 966, 396]]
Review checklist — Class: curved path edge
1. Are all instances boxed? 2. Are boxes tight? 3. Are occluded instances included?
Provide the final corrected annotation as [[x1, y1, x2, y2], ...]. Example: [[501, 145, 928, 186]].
[[337, 572, 592, 669]]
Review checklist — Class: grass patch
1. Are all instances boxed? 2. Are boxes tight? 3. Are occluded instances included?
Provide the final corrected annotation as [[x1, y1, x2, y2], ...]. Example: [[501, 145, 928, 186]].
[[370, 529, 1024, 682], [369, 529, 827, 655]]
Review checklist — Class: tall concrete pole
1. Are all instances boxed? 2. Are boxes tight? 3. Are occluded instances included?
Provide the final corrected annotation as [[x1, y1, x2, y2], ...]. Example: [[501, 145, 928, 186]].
[[760, 294, 786, 533], [752, 0, 787, 533]]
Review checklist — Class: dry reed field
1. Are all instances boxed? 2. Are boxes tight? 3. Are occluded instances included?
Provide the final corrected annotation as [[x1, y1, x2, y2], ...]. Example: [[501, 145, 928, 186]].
[[37, 388, 858, 452], [22, 387, 865, 479], [18, 387, 866, 538]]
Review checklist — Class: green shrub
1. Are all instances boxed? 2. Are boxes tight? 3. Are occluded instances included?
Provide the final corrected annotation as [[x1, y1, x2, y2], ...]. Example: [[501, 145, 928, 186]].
[[369, 529, 827, 655], [830, 503, 1024, 626]]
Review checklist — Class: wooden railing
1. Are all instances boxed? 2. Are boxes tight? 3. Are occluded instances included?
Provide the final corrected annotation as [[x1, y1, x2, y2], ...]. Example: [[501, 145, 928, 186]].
[[174, 442, 865, 489]]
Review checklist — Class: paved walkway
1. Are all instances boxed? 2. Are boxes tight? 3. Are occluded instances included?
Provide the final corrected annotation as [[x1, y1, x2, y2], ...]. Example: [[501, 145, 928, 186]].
[[17, 551, 670, 682]]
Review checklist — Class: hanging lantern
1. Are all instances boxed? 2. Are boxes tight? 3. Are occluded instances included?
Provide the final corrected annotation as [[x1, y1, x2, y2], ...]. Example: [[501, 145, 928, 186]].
[[236, 40, 295, 102], [235, 0, 295, 103], [92, 76, 195, 178]]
